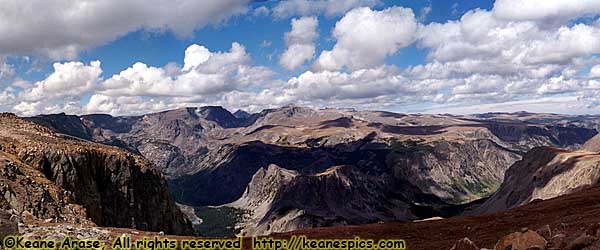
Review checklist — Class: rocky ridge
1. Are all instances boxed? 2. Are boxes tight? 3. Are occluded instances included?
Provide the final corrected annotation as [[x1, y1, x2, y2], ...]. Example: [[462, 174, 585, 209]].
[[229, 164, 413, 236], [27, 107, 599, 235], [473, 146, 600, 215], [583, 134, 600, 152], [0, 113, 193, 235]]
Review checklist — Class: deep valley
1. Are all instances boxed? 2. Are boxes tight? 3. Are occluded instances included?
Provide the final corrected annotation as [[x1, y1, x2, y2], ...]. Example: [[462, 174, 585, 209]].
[[17, 106, 600, 240]]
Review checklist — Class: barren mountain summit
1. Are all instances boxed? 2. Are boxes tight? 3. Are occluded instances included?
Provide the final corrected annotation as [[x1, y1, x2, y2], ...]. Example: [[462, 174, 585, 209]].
[[27, 106, 600, 235]]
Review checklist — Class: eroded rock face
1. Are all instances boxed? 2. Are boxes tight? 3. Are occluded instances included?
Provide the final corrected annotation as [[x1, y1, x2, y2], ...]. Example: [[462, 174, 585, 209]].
[[82, 107, 244, 177], [583, 134, 600, 152], [0, 113, 193, 235], [26, 107, 599, 235], [169, 136, 523, 208], [387, 139, 520, 204], [0, 155, 90, 225], [169, 140, 391, 206], [229, 164, 414, 235], [21, 150, 191, 234], [473, 147, 600, 215]]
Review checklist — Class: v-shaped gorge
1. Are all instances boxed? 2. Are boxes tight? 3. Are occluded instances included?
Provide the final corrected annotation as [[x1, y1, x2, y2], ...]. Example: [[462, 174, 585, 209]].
[[28, 106, 600, 236]]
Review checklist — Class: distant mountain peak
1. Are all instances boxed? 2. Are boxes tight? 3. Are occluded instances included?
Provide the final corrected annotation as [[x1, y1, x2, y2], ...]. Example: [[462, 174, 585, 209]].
[[268, 105, 317, 117], [233, 109, 251, 119], [194, 106, 239, 128]]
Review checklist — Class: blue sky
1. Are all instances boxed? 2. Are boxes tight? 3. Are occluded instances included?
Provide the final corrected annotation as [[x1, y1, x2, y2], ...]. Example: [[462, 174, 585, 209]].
[[16, 0, 494, 78], [13, 0, 473, 79], [0, 0, 599, 116]]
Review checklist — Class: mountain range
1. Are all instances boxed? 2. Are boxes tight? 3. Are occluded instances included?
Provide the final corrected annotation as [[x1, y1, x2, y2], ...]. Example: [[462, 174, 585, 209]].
[[11, 105, 600, 240]]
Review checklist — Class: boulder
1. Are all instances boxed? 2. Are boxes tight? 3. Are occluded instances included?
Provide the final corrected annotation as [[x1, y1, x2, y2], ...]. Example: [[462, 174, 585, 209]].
[[548, 233, 567, 249], [0, 210, 18, 245], [565, 233, 597, 250], [494, 230, 547, 250], [450, 237, 479, 250], [535, 225, 552, 240]]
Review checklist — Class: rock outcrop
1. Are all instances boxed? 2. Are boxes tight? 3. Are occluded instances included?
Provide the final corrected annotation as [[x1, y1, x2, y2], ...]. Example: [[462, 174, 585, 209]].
[[491, 224, 600, 250], [229, 164, 413, 235], [583, 134, 600, 152], [449, 238, 478, 250], [493, 230, 547, 250], [27, 106, 599, 234], [0, 153, 90, 225], [0, 113, 193, 235], [387, 139, 520, 204], [473, 147, 600, 215], [0, 209, 18, 242]]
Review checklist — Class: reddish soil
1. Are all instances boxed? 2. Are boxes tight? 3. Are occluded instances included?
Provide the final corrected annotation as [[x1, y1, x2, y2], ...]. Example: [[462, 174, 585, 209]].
[[30, 186, 600, 249], [267, 186, 600, 249]]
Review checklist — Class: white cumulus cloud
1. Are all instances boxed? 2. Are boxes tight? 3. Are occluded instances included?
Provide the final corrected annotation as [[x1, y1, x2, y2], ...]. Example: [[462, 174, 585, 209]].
[[101, 43, 272, 97], [0, 0, 249, 59], [493, 0, 600, 23], [183, 45, 212, 71], [272, 0, 380, 18], [590, 65, 600, 78], [416, 9, 600, 78], [20, 61, 102, 102], [5, 1, 600, 116], [280, 16, 319, 71], [82, 43, 278, 115], [0, 57, 14, 80], [314, 7, 418, 71]]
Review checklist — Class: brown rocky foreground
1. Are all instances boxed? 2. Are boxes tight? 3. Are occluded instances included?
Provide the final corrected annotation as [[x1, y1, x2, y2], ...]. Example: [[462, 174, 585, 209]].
[[10, 185, 600, 250], [270, 185, 600, 249], [29, 107, 600, 235]]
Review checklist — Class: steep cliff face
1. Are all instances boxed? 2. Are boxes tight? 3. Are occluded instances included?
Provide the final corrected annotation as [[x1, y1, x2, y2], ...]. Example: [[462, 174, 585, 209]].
[[27, 107, 599, 235], [0, 113, 193, 235], [170, 137, 521, 208], [28, 113, 92, 140], [81, 107, 245, 177], [229, 164, 414, 236], [169, 141, 351, 206], [472, 147, 600, 215], [469, 122, 598, 151], [471, 112, 600, 131], [0, 152, 90, 225], [583, 134, 600, 152], [387, 139, 521, 204], [169, 135, 428, 207]]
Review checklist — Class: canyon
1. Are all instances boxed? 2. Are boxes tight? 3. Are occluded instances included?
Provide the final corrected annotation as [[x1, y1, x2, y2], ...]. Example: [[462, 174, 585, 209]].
[[24, 106, 600, 236]]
